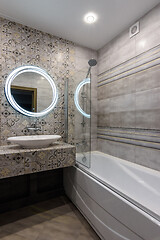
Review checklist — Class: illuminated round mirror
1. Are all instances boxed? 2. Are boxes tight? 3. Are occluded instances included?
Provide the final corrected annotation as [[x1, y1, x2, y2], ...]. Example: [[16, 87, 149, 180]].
[[5, 66, 58, 117], [74, 78, 90, 118]]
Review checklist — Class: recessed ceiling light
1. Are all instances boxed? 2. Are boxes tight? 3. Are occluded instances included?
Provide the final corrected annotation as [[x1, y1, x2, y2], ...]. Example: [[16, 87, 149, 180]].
[[84, 12, 97, 24]]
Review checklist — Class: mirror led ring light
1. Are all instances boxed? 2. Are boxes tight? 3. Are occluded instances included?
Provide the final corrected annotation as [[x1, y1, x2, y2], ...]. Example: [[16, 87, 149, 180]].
[[5, 66, 58, 117], [74, 78, 90, 118]]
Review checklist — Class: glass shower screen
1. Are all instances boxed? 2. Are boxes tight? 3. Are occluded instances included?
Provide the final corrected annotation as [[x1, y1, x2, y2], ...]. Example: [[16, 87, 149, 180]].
[[66, 68, 91, 168]]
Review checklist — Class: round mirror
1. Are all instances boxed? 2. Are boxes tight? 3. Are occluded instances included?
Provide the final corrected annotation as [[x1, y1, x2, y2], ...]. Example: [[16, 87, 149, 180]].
[[74, 78, 90, 118], [5, 66, 58, 117]]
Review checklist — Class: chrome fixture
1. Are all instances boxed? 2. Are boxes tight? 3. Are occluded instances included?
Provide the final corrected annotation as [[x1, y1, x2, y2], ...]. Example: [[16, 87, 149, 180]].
[[82, 156, 87, 162], [81, 119, 86, 127], [86, 58, 97, 78], [26, 122, 41, 132]]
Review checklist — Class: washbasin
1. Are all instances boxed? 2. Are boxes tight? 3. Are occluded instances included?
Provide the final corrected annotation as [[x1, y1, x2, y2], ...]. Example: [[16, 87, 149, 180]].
[[7, 135, 61, 148]]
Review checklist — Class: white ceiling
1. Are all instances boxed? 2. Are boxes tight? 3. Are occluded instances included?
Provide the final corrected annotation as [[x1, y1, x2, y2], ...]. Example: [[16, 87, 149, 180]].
[[0, 0, 160, 50]]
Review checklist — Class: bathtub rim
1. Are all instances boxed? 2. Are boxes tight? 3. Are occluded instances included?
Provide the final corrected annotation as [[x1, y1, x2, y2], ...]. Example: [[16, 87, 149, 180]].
[[77, 151, 160, 176]]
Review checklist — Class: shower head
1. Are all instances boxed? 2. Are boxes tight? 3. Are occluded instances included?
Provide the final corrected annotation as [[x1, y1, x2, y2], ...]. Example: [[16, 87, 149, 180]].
[[88, 58, 97, 67], [86, 58, 97, 78]]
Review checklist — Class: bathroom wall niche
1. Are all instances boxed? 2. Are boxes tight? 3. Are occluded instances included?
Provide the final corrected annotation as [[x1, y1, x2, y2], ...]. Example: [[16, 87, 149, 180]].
[[5, 66, 58, 117]]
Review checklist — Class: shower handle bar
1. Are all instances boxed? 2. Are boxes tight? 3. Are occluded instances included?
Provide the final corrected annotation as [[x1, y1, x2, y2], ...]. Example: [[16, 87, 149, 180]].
[[86, 66, 91, 78]]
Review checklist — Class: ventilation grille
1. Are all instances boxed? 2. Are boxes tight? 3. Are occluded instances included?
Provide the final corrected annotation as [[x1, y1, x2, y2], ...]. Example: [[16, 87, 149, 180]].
[[129, 21, 140, 38]]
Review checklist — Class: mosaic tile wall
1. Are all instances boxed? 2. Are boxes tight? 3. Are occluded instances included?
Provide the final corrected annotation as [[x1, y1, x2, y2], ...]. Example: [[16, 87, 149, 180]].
[[97, 4, 160, 171], [0, 17, 76, 145], [0, 17, 97, 155], [0, 143, 75, 179]]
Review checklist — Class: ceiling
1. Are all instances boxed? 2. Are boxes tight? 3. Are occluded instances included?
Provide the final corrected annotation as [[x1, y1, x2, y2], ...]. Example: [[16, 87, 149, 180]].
[[0, 0, 160, 50]]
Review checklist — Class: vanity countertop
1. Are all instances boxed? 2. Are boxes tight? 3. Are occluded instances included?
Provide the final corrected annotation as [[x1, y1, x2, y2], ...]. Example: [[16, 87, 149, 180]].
[[0, 142, 75, 154], [0, 142, 75, 179]]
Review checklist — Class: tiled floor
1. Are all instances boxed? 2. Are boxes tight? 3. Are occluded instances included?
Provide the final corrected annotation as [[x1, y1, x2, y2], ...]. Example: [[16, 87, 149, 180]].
[[0, 196, 100, 240]]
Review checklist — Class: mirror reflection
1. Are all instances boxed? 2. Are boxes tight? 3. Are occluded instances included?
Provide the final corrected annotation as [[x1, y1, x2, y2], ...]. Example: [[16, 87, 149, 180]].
[[11, 72, 53, 113], [5, 66, 58, 117]]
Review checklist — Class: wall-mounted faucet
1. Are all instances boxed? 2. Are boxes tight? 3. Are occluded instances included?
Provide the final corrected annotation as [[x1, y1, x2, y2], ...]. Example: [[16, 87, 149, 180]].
[[26, 122, 41, 133]]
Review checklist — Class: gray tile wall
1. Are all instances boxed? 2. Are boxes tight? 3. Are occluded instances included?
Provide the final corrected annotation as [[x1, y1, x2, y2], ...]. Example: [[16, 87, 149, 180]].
[[97, 4, 160, 171]]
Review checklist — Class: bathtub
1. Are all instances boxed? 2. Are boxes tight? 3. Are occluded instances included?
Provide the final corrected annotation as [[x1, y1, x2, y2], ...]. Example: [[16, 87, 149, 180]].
[[63, 151, 160, 240]]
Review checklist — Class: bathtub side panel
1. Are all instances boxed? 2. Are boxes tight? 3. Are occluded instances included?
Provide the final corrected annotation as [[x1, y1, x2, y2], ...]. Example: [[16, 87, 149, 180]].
[[63, 167, 160, 240], [64, 167, 144, 240]]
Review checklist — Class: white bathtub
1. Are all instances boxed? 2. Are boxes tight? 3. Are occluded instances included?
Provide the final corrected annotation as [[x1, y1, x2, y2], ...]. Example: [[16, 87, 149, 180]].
[[63, 151, 160, 240]]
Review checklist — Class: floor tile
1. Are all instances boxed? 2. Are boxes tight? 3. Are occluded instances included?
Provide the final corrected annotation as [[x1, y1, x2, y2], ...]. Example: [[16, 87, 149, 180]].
[[0, 196, 100, 240], [0, 234, 28, 240]]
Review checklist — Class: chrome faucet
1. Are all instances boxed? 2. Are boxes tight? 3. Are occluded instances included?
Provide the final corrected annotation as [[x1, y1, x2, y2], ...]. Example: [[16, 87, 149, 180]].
[[26, 122, 41, 132]]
